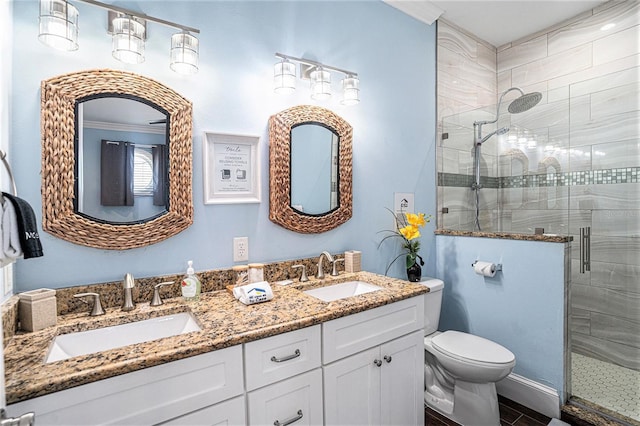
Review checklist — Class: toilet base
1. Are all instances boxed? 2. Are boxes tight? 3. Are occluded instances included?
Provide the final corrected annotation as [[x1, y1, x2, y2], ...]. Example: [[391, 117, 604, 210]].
[[425, 376, 501, 426]]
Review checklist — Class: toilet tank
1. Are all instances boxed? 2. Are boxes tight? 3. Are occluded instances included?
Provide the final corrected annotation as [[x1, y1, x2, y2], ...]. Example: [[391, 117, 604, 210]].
[[419, 277, 444, 335]]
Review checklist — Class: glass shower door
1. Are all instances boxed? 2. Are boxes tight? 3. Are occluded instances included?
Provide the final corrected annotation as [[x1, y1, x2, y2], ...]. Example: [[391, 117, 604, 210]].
[[567, 69, 640, 423]]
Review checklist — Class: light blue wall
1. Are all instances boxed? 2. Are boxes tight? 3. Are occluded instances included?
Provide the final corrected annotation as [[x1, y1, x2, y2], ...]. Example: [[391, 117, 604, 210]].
[[10, 1, 437, 289], [435, 234, 567, 396]]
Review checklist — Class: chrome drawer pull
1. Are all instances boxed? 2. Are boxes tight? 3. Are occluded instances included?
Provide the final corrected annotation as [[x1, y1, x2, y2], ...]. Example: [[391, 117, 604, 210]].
[[271, 349, 301, 363], [274, 409, 303, 426]]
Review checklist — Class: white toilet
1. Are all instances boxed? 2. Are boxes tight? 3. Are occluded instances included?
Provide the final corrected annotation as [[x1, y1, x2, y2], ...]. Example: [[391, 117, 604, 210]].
[[420, 278, 516, 426]]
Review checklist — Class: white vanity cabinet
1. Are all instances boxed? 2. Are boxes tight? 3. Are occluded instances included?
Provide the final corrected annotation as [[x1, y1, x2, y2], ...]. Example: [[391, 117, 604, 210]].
[[7, 345, 244, 426], [322, 297, 425, 426], [245, 325, 323, 426]]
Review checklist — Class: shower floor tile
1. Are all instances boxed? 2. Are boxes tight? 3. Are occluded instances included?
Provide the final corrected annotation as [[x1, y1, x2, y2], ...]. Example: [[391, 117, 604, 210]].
[[572, 352, 640, 422]]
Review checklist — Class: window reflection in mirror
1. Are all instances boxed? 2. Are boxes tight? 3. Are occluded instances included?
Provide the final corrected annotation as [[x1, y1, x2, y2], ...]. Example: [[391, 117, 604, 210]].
[[75, 97, 169, 224], [290, 123, 339, 216]]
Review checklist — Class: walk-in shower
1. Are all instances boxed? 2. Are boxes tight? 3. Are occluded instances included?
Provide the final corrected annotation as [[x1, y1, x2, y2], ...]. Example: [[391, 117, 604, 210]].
[[472, 87, 542, 231]]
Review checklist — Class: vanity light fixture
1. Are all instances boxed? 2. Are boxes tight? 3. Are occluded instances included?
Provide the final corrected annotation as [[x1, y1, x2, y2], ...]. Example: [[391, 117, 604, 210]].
[[111, 15, 146, 64], [170, 31, 199, 75], [274, 53, 360, 105], [38, 0, 79, 51], [37, 0, 200, 74], [310, 66, 332, 100], [274, 58, 296, 94]]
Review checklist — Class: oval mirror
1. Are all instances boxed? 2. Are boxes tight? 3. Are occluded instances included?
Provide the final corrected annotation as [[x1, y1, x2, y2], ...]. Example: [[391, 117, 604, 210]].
[[269, 105, 352, 234], [76, 96, 169, 224], [290, 123, 339, 215], [41, 69, 193, 250]]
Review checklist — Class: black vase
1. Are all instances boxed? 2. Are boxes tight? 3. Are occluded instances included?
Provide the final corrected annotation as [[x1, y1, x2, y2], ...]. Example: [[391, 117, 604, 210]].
[[406, 261, 422, 282]]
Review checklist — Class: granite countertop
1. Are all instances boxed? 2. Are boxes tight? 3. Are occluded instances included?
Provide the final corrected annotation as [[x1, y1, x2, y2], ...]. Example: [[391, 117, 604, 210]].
[[4, 271, 428, 405], [435, 229, 573, 243]]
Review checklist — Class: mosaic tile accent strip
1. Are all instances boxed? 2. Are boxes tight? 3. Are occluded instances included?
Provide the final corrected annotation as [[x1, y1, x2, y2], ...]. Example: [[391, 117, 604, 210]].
[[438, 167, 640, 189], [438, 172, 500, 188]]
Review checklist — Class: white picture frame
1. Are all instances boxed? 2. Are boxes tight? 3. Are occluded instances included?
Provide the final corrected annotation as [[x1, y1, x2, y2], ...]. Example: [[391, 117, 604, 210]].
[[203, 132, 261, 204]]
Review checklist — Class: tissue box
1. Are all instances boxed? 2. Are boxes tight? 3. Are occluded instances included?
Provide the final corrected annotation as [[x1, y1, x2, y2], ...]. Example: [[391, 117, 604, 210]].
[[19, 288, 57, 332], [344, 250, 362, 273]]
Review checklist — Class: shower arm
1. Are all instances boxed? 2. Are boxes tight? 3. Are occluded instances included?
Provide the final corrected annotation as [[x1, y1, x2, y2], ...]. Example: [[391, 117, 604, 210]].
[[474, 87, 525, 128]]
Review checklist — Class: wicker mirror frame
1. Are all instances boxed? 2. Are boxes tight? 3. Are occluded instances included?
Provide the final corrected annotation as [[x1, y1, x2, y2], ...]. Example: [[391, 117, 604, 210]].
[[269, 105, 353, 233], [41, 69, 193, 250]]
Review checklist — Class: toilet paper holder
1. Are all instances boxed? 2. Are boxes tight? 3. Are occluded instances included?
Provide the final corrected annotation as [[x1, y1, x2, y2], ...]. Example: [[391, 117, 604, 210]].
[[471, 260, 502, 272]]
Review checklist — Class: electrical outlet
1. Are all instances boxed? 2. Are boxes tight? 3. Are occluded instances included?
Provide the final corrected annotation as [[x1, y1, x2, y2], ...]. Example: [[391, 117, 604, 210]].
[[233, 237, 249, 262]]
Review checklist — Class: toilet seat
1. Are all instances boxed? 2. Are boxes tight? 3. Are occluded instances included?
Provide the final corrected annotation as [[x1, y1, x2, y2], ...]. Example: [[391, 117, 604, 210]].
[[431, 331, 515, 366]]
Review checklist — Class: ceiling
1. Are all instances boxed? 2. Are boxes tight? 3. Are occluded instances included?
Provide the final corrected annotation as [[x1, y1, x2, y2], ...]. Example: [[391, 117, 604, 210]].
[[384, 0, 608, 47]]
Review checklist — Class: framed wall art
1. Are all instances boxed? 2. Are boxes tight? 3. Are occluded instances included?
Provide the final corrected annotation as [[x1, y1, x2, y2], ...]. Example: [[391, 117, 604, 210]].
[[203, 132, 260, 204]]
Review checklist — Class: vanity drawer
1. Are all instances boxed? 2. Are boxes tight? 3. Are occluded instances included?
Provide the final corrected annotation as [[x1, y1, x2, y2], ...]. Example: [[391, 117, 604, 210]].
[[322, 295, 424, 364], [244, 324, 321, 391], [247, 368, 323, 426]]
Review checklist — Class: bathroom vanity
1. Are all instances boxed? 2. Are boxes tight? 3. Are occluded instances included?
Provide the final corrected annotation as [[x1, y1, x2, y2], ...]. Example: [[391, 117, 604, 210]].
[[4, 272, 427, 425]]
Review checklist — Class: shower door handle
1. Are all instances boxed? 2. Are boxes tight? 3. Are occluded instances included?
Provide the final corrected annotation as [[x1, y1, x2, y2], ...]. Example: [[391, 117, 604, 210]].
[[579, 227, 591, 273]]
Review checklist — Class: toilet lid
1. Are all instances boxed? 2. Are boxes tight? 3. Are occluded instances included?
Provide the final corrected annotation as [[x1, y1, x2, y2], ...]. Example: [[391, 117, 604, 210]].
[[431, 331, 515, 364]]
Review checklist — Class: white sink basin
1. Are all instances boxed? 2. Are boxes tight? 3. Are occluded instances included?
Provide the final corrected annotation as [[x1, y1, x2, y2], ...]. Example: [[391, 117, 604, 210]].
[[303, 280, 383, 302], [46, 312, 201, 363]]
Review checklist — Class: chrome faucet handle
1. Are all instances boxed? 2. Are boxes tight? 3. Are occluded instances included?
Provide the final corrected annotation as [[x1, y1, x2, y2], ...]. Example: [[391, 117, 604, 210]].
[[74, 292, 106, 316], [123, 273, 135, 289], [292, 265, 308, 282], [331, 258, 344, 276], [122, 273, 136, 311], [150, 281, 174, 306]]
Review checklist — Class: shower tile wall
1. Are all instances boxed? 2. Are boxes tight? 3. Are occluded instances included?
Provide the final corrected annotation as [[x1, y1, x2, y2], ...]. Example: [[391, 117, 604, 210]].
[[437, 0, 639, 369], [437, 20, 498, 230]]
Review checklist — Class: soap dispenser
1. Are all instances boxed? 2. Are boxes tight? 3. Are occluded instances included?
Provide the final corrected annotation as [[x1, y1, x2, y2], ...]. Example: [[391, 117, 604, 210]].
[[181, 260, 201, 302]]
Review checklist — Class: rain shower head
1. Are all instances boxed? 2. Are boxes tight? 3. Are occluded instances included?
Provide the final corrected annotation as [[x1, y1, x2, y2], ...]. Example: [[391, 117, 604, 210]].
[[508, 91, 542, 114]]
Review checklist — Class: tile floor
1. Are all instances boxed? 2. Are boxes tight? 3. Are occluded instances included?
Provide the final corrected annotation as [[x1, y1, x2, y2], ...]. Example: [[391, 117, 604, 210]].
[[571, 353, 640, 422], [425, 396, 552, 425]]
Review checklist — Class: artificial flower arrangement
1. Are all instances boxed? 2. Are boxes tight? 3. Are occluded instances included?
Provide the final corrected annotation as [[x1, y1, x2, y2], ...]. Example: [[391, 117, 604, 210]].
[[378, 208, 431, 281]]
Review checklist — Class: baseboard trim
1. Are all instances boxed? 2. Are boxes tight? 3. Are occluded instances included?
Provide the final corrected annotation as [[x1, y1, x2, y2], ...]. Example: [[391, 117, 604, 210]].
[[496, 373, 560, 419]]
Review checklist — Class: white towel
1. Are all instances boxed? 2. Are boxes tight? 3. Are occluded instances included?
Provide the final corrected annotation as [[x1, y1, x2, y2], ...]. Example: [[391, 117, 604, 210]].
[[0, 196, 22, 267], [233, 281, 274, 305]]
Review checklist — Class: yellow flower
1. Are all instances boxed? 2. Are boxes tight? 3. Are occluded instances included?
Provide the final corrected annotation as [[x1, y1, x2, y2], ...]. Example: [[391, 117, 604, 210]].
[[399, 225, 421, 241], [406, 212, 427, 227]]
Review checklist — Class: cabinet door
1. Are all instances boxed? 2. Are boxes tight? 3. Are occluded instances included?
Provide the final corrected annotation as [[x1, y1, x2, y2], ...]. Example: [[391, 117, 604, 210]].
[[158, 395, 246, 426], [247, 369, 323, 426], [380, 331, 424, 426], [323, 346, 381, 426]]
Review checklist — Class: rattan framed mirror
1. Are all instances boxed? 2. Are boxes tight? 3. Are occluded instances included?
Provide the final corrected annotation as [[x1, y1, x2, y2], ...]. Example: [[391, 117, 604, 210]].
[[269, 105, 353, 233], [41, 69, 193, 250]]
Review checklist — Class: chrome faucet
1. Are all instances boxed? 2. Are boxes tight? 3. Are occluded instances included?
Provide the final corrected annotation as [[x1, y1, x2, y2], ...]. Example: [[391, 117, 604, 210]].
[[317, 251, 334, 279], [122, 273, 136, 311]]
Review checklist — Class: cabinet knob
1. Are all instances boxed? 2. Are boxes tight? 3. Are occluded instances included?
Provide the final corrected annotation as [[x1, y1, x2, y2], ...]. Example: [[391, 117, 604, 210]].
[[384, 355, 392, 363], [373, 359, 382, 367]]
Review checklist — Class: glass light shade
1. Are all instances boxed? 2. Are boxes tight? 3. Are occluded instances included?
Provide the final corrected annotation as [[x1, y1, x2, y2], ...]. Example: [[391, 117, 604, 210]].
[[274, 59, 296, 94], [170, 32, 199, 75], [341, 76, 360, 105], [112, 16, 145, 64], [38, 0, 79, 51], [310, 67, 331, 100]]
